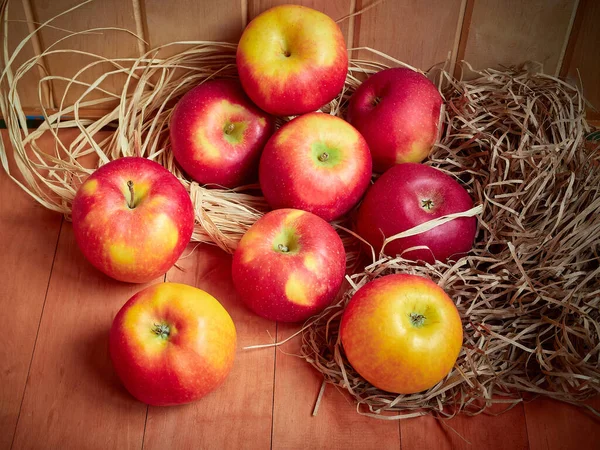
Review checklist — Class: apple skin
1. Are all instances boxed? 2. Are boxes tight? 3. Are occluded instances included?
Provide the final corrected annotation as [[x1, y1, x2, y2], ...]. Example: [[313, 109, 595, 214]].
[[169, 79, 275, 187], [236, 5, 348, 116], [347, 68, 443, 173], [340, 274, 463, 394], [355, 163, 476, 263], [259, 112, 372, 222], [232, 208, 346, 323], [109, 282, 236, 406], [72, 157, 194, 283]]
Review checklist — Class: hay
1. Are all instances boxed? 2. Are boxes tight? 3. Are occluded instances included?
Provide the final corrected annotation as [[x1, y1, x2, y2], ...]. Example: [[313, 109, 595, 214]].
[[0, 0, 599, 420], [301, 64, 600, 418]]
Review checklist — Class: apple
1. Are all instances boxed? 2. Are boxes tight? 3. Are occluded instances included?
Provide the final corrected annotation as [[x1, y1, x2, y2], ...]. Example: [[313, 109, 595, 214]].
[[347, 68, 443, 172], [109, 282, 236, 406], [231, 208, 346, 323], [169, 79, 275, 187], [72, 157, 194, 283], [259, 112, 372, 222], [340, 273, 463, 394], [356, 163, 476, 263], [236, 4, 348, 116]]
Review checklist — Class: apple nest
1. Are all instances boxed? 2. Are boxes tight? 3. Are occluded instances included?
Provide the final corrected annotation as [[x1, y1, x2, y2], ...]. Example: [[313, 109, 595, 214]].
[[0, 5, 598, 420]]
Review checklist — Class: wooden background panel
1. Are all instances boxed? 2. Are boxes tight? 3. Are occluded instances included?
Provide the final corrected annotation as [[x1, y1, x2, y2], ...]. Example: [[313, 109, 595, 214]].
[[145, 0, 243, 51], [353, 0, 465, 71], [5, 1, 47, 109], [0, 133, 63, 450], [143, 244, 276, 450], [33, 0, 141, 107], [11, 221, 151, 450], [561, 0, 600, 120], [460, 0, 577, 77], [271, 323, 401, 450], [248, 0, 354, 44]]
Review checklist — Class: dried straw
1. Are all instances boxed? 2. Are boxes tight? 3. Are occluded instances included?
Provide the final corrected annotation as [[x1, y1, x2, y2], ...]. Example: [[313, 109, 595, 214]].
[[301, 64, 600, 419], [1, 0, 598, 419]]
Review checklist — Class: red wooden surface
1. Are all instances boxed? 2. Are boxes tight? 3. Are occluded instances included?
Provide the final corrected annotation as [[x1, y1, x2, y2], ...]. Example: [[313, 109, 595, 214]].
[[0, 132, 599, 449]]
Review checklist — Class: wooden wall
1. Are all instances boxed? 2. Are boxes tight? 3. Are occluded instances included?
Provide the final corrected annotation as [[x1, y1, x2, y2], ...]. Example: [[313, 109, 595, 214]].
[[5, 0, 600, 120]]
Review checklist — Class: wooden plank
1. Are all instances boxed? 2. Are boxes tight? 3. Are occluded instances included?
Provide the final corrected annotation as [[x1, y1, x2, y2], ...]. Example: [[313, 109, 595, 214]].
[[248, 1, 353, 44], [145, 0, 244, 51], [460, 0, 578, 76], [33, 0, 141, 107], [401, 403, 529, 450], [8, 128, 148, 449], [10, 220, 151, 450], [271, 322, 400, 450], [0, 132, 62, 450], [525, 396, 600, 450], [561, 0, 600, 121], [353, 0, 464, 71], [142, 244, 276, 450]]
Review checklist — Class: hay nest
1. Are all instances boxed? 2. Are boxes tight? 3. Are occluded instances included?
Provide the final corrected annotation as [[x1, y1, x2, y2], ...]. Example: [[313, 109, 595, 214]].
[[0, 0, 598, 419], [301, 65, 600, 418]]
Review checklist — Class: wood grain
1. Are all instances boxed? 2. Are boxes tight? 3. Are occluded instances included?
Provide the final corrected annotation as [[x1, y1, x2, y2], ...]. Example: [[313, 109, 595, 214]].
[[144, 0, 243, 52], [10, 220, 151, 450], [0, 132, 62, 450], [561, 0, 600, 120], [247, 0, 353, 44], [5, 0, 46, 109], [8, 129, 150, 450], [525, 396, 600, 450], [271, 322, 400, 450], [353, 0, 464, 71], [142, 244, 276, 450], [460, 0, 578, 76], [401, 403, 529, 450], [33, 0, 141, 107]]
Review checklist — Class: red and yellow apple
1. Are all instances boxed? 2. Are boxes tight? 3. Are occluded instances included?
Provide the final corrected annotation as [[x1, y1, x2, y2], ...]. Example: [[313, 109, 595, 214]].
[[72, 157, 194, 283], [347, 68, 443, 172], [169, 79, 274, 187], [259, 112, 372, 222], [109, 282, 236, 406], [356, 163, 477, 263], [340, 274, 463, 394], [236, 5, 348, 116], [232, 208, 346, 323]]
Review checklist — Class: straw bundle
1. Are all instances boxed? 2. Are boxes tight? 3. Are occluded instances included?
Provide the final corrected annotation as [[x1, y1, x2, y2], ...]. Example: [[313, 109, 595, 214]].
[[0, 0, 598, 419], [301, 65, 600, 418]]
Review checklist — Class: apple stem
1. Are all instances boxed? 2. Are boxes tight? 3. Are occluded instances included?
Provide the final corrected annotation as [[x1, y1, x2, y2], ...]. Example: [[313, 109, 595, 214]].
[[153, 323, 170, 339], [224, 123, 235, 135], [409, 313, 426, 327], [278, 243, 289, 253], [372, 96, 382, 107], [421, 199, 434, 210], [127, 180, 135, 209], [318, 152, 329, 162]]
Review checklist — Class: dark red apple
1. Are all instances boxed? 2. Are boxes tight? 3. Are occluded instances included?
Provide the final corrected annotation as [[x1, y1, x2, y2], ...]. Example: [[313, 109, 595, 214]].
[[355, 163, 476, 263], [347, 68, 443, 173]]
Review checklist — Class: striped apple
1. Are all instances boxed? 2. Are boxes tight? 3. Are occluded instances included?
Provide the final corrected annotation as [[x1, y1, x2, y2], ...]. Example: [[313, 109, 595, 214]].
[[259, 112, 372, 222], [169, 79, 274, 187], [232, 209, 346, 323], [72, 157, 194, 283], [236, 4, 348, 116], [340, 274, 463, 394], [109, 282, 236, 405]]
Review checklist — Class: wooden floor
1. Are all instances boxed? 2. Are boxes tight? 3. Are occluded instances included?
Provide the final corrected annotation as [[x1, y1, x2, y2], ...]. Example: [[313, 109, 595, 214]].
[[1, 134, 599, 450]]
